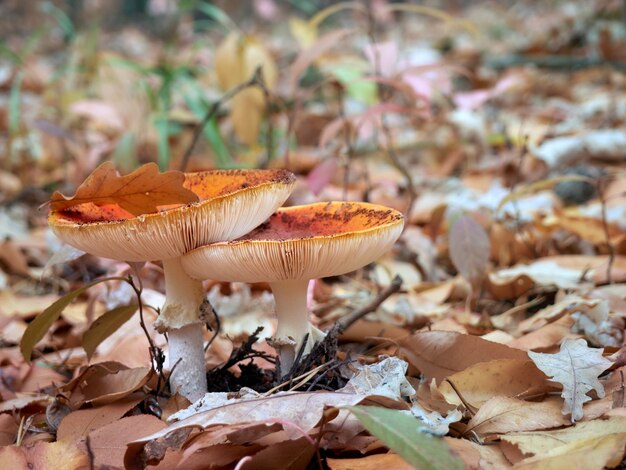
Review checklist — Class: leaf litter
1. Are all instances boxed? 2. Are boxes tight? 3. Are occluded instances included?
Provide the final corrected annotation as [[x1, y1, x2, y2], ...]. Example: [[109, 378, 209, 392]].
[[2, 1, 626, 469]]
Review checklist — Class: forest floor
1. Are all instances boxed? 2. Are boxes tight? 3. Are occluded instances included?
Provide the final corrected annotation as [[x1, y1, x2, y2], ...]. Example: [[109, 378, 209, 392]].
[[1, 1, 626, 469]]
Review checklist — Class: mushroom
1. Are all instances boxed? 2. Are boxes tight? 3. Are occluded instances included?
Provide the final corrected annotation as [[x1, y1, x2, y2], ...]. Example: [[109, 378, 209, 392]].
[[49, 168, 296, 401], [181, 201, 404, 373]]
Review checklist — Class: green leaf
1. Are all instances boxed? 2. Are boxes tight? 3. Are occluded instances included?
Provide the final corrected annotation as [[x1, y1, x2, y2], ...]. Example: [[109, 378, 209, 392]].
[[9, 71, 23, 136], [39, 2, 75, 40], [344, 406, 464, 470], [82, 304, 138, 359], [20, 277, 127, 361], [205, 116, 232, 168]]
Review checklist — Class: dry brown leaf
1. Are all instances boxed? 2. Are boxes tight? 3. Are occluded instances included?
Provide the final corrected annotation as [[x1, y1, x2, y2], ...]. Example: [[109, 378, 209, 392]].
[[501, 416, 626, 458], [61, 361, 153, 407], [444, 437, 512, 470], [528, 338, 613, 422], [57, 395, 144, 443], [399, 331, 528, 383], [507, 316, 575, 351], [465, 397, 568, 437], [125, 392, 365, 463], [513, 433, 626, 470], [85, 414, 166, 469], [439, 359, 556, 407], [50, 162, 198, 216], [0, 414, 17, 446], [0, 439, 87, 470], [242, 436, 316, 470], [327, 453, 414, 470], [0, 394, 51, 413]]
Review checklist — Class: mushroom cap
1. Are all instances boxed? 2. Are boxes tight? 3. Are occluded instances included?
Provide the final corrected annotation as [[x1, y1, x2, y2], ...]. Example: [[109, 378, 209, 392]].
[[49, 169, 296, 262], [181, 201, 404, 282]]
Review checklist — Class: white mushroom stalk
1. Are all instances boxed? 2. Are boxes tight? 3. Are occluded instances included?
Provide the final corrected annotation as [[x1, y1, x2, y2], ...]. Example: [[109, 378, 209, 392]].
[[157, 258, 207, 401], [270, 280, 326, 372], [180, 201, 405, 377]]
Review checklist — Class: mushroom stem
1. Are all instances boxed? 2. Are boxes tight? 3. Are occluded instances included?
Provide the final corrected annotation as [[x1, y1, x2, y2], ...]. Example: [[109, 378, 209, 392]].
[[271, 280, 326, 374], [158, 257, 207, 402]]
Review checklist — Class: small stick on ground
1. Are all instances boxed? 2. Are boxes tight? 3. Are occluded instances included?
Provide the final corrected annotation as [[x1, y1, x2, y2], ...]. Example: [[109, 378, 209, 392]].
[[335, 274, 403, 334]]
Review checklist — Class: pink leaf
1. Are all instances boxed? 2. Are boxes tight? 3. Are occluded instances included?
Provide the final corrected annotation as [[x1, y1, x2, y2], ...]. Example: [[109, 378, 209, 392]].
[[289, 29, 352, 92], [306, 158, 338, 195]]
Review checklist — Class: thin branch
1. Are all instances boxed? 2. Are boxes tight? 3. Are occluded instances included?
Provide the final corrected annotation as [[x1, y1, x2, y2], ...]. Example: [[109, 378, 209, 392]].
[[365, 6, 417, 218], [597, 177, 615, 284], [336, 274, 403, 333], [178, 67, 267, 171]]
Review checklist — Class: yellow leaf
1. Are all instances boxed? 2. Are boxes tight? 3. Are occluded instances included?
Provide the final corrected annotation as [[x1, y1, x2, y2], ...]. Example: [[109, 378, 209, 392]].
[[502, 417, 626, 457], [214, 33, 277, 145], [50, 162, 199, 216], [231, 90, 264, 146], [512, 432, 626, 470], [289, 17, 317, 48]]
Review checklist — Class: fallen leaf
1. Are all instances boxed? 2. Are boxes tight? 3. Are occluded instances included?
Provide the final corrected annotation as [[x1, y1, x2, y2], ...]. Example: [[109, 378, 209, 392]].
[[501, 416, 626, 458], [61, 361, 153, 407], [340, 357, 415, 400], [0, 439, 87, 470], [528, 338, 613, 422], [241, 436, 316, 470], [85, 414, 166, 469], [513, 433, 626, 470], [327, 453, 414, 470], [126, 391, 366, 463], [439, 359, 555, 407], [465, 397, 568, 437], [399, 330, 528, 383], [448, 214, 490, 285], [50, 162, 198, 216], [57, 395, 144, 443], [0, 414, 17, 446]]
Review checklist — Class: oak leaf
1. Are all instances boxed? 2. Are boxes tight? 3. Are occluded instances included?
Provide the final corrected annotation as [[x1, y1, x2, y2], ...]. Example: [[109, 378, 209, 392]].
[[50, 162, 199, 216], [528, 338, 613, 422]]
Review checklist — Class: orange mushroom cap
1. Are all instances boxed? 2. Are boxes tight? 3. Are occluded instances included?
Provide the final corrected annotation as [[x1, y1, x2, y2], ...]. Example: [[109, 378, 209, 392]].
[[49, 169, 296, 262], [181, 201, 405, 282]]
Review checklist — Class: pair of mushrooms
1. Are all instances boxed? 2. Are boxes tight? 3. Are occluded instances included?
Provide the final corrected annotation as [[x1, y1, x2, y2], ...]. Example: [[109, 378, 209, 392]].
[[50, 169, 404, 402]]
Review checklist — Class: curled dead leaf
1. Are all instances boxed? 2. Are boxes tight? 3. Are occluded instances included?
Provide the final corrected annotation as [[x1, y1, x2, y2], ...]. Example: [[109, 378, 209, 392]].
[[50, 162, 198, 216]]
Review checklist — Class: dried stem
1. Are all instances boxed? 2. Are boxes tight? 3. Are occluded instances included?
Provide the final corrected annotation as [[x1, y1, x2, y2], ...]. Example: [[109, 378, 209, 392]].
[[365, 6, 417, 218], [126, 274, 167, 394], [178, 67, 267, 172], [597, 177, 615, 284], [336, 274, 403, 333]]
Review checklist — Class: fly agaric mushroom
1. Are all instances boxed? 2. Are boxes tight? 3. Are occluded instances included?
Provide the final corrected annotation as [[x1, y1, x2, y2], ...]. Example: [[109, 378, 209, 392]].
[[49, 168, 296, 401], [180, 201, 404, 373]]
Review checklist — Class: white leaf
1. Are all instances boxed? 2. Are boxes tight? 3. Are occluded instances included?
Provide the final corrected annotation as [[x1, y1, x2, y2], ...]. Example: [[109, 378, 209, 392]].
[[528, 338, 613, 422]]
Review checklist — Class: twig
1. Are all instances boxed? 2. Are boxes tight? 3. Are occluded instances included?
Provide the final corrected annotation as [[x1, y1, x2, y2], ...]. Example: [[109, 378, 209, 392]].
[[126, 274, 167, 393], [336, 85, 356, 200], [597, 177, 615, 284], [85, 435, 95, 470], [336, 274, 403, 333], [178, 67, 266, 171], [202, 298, 221, 352], [365, 6, 417, 218]]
